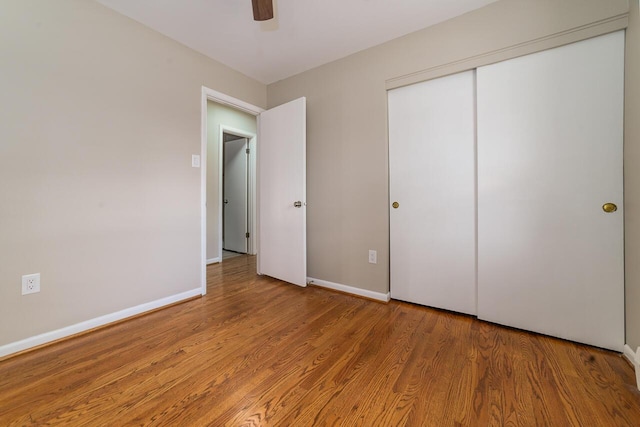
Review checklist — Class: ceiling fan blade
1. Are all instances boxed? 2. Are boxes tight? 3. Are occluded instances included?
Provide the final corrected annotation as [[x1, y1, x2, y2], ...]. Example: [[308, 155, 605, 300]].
[[252, 0, 274, 21]]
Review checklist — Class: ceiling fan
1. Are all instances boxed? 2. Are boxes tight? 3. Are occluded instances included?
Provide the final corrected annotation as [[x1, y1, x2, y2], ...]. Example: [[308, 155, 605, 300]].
[[252, 0, 274, 21]]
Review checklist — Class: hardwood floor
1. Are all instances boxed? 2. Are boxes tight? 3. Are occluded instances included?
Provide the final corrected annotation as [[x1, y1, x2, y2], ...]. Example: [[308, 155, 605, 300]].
[[1, 255, 639, 426]]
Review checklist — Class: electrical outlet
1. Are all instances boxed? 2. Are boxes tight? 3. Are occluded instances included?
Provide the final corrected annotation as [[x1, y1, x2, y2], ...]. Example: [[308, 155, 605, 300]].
[[22, 273, 40, 295], [368, 250, 377, 264]]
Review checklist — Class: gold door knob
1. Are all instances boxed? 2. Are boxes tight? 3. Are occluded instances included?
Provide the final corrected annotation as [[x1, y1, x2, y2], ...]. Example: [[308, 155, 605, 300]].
[[602, 203, 617, 213], [392, 202, 399, 209]]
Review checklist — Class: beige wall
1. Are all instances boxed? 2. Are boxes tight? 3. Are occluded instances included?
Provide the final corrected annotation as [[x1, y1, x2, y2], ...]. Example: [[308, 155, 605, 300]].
[[0, 0, 265, 347], [268, 0, 630, 299], [206, 101, 257, 261], [625, 0, 640, 352]]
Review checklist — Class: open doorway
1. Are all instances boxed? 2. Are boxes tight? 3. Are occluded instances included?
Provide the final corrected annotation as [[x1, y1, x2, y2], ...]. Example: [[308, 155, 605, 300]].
[[204, 99, 257, 267], [218, 126, 256, 261], [200, 88, 264, 295], [221, 131, 255, 259], [200, 87, 307, 296]]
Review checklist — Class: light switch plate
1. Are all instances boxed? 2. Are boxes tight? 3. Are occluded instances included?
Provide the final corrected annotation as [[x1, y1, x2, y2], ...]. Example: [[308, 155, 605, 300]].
[[192, 154, 201, 168]]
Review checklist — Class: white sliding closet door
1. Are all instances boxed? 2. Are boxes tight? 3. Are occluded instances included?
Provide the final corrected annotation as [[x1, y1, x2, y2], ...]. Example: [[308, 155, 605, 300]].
[[389, 70, 476, 315], [477, 31, 624, 351]]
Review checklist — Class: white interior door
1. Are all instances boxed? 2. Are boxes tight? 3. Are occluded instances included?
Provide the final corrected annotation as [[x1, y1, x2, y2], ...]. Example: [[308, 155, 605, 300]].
[[389, 70, 477, 315], [257, 97, 306, 286], [477, 31, 624, 351], [223, 137, 248, 253]]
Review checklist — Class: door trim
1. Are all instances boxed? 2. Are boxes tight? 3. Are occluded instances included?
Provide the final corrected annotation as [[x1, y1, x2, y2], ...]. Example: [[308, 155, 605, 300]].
[[385, 13, 627, 91], [219, 127, 257, 258], [200, 87, 264, 295]]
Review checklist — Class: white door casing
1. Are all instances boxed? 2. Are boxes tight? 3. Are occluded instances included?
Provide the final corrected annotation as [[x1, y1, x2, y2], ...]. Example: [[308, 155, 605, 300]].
[[223, 137, 248, 253], [257, 97, 307, 287], [389, 70, 477, 315], [476, 31, 624, 351], [217, 125, 257, 259]]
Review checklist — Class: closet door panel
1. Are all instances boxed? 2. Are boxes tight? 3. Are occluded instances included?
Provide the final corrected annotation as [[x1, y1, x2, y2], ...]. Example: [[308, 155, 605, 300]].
[[389, 70, 476, 315], [477, 31, 624, 350]]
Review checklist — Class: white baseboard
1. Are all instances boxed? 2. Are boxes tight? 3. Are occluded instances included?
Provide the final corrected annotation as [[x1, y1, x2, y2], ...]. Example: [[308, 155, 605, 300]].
[[207, 257, 221, 265], [307, 277, 390, 302], [0, 288, 202, 359], [624, 344, 640, 391], [623, 344, 636, 365]]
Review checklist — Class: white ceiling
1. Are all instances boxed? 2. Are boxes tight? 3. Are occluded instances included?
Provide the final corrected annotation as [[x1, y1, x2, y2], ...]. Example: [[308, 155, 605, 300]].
[[96, 0, 497, 84]]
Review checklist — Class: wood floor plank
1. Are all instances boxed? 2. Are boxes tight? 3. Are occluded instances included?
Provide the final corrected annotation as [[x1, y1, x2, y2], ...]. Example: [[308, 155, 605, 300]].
[[1, 255, 639, 426]]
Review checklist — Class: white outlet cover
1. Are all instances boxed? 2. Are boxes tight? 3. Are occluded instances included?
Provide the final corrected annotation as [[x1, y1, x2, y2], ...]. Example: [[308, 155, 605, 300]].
[[192, 154, 201, 168], [22, 273, 40, 295]]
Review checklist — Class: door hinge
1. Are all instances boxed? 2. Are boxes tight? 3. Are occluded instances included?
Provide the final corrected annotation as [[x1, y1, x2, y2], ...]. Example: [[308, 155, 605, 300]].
[[246, 148, 250, 154], [245, 232, 250, 238]]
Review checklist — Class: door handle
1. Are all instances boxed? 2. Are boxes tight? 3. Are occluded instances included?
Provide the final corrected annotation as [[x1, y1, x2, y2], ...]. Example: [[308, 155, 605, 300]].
[[602, 203, 617, 213], [294, 201, 303, 208]]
